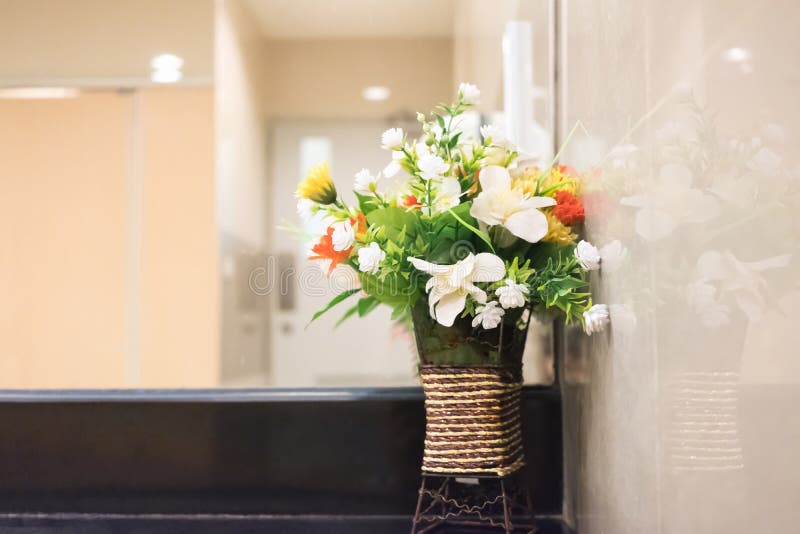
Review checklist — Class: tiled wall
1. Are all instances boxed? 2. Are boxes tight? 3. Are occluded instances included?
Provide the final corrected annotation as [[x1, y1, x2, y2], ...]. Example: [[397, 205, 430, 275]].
[[560, 1, 800, 532]]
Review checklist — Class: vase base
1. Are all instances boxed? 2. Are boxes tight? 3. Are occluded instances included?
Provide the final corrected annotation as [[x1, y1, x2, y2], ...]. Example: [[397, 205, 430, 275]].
[[411, 471, 537, 534]]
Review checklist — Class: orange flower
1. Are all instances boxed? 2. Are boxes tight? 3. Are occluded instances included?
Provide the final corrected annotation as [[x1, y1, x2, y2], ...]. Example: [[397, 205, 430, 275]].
[[308, 213, 367, 275], [353, 212, 367, 239], [403, 194, 421, 209], [553, 190, 585, 225], [309, 227, 351, 275]]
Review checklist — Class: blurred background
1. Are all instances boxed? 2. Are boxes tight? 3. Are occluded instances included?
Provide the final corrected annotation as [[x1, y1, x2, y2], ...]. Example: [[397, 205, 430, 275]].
[[0, 0, 556, 388]]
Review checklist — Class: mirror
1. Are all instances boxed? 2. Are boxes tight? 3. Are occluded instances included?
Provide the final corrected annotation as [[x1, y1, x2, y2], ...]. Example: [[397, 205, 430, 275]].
[[0, 0, 555, 388]]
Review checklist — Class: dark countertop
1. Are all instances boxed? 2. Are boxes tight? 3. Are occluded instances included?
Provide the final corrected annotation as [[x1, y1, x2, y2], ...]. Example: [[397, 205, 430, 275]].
[[0, 514, 573, 533]]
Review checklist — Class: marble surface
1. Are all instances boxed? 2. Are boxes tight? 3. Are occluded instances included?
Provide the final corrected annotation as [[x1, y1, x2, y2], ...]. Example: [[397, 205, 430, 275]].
[[560, 1, 800, 533]]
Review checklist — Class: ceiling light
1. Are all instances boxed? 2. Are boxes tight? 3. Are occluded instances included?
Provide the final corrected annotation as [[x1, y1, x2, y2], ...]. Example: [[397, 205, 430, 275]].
[[722, 47, 751, 63], [151, 69, 183, 84], [362, 86, 390, 102], [0, 87, 80, 99], [150, 53, 184, 71], [150, 53, 184, 84]]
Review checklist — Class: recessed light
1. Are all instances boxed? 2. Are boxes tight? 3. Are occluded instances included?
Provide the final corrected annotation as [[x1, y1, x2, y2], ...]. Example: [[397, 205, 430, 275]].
[[362, 86, 390, 102], [151, 69, 183, 84], [150, 53, 184, 71], [722, 47, 751, 63], [0, 87, 80, 99], [150, 53, 184, 84]]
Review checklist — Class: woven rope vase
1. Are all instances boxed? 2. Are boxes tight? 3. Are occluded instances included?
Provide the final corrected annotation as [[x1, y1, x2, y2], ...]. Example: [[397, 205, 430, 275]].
[[419, 365, 525, 477]]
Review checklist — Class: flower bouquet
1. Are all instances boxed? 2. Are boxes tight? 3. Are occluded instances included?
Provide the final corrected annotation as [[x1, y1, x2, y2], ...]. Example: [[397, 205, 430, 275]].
[[294, 83, 608, 478]]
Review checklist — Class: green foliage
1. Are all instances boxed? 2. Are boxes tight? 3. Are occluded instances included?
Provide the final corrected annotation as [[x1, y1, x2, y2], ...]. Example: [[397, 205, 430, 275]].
[[366, 206, 421, 243], [307, 288, 360, 327], [529, 253, 591, 324]]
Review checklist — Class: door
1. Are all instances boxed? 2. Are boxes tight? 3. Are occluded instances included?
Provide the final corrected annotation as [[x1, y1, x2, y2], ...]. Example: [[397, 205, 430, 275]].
[[268, 119, 418, 387]]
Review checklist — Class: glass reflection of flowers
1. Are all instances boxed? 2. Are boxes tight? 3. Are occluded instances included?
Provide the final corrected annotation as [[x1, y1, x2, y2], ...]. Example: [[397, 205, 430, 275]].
[[293, 83, 610, 354]]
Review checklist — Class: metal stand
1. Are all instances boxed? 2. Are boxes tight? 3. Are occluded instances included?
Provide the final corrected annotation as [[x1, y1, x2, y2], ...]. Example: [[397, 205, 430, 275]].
[[411, 471, 537, 533]]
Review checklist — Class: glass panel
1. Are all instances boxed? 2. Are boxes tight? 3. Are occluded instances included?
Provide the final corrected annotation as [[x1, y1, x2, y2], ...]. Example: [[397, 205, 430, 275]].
[[560, 1, 800, 532]]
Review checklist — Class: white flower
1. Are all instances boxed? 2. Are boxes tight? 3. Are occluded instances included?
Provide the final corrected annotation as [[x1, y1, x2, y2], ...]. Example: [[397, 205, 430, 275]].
[[381, 127, 404, 150], [354, 168, 379, 195], [583, 304, 610, 335], [472, 301, 505, 330], [433, 177, 462, 213], [470, 166, 556, 243], [480, 124, 514, 149], [357, 242, 385, 275], [495, 279, 529, 309], [418, 152, 449, 181], [331, 220, 355, 251], [575, 240, 601, 271], [296, 198, 315, 221], [409, 253, 506, 327], [383, 150, 405, 178], [458, 82, 481, 105]]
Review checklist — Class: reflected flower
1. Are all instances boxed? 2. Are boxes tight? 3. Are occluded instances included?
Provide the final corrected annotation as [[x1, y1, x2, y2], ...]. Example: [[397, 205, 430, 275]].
[[599, 240, 628, 272], [746, 146, 782, 176], [620, 162, 720, 240], [583, 304, 610, 335], [687, 250, 792, 326]]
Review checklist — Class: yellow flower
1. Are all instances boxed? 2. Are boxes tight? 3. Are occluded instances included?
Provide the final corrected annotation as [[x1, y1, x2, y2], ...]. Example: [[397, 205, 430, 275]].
[[512, 165, 580, 198], [541, 210, 577, 244], [296, 161, 338, 204]]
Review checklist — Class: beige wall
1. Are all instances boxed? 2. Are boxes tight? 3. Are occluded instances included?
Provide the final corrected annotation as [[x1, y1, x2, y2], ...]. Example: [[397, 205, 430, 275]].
[[0, 87, 218, 388], [0, 0, 213, 86], [0, 92, 129, 387], [262, 37, 453, 119], [140, 88, 219, 387]]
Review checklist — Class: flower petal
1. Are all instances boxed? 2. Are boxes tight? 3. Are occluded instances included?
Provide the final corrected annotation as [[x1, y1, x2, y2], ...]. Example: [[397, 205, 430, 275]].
[[465, 284, 487, 304], [504, 208, 549, 243], [409, 257, 450, 275], [522, 196, 557, 209], [471, 253, 506, 282], [428, 285, 450, 318], [434, 291, 467, 327], [478, 165, 511, 191], [470, 194, 502, 226]]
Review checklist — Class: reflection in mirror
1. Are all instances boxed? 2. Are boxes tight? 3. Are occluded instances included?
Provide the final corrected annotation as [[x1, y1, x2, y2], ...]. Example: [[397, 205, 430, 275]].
[[0, 0, 555, 388]]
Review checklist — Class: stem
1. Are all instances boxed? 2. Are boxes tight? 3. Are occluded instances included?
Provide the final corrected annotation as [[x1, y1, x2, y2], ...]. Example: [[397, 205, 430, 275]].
[[536, 120, 589, 195]]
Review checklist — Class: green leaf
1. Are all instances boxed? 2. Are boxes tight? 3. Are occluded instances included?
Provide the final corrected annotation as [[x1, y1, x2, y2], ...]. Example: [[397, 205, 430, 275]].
[[447, 207, 495, 253], [335, 302, 360, 327], [307, 288, 360, 327], [366, 206, 421, 243], [357, 296, 380, 317]]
